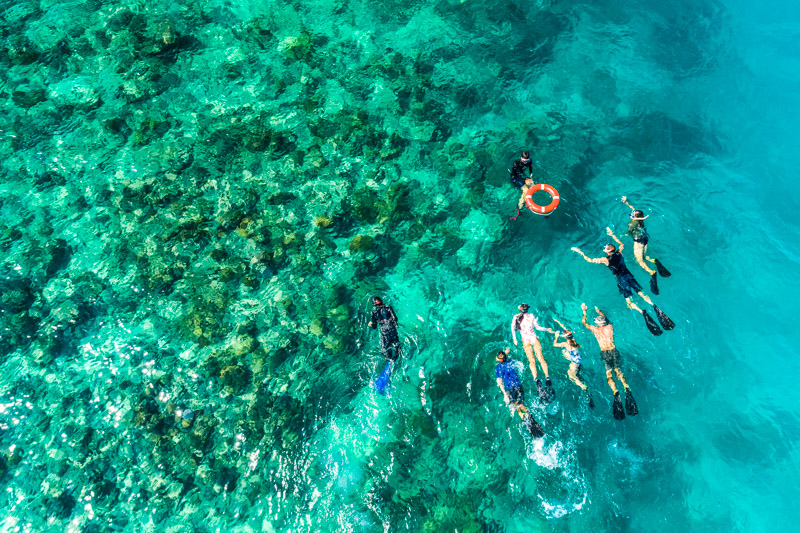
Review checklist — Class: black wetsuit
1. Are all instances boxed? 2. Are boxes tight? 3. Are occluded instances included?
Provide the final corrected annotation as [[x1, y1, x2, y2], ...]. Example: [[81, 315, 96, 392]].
[[607, 251, 642, 298], [510, 159, 533, 187], [370, 305, 400, 362]]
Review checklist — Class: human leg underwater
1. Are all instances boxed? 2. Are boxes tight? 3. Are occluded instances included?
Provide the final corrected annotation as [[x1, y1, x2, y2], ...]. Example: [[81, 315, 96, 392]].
[[633, 242, 656, 276]]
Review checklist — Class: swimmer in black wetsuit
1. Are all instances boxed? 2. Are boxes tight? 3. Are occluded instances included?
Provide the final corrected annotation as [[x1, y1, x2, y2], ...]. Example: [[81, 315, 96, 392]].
[[509, 151, 533, 188], [571, 228, 674, 335], [368, 296, 401, 365]]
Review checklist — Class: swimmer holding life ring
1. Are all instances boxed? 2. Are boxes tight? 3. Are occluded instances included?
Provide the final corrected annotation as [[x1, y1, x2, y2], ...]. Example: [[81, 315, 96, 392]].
[[515, 178, 560, 216]]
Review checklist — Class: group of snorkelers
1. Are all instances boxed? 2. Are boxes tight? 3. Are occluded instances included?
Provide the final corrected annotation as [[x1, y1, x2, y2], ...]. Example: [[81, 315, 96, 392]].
[[502, 152, 677, 427], [495, 302, 637, 426], [366, 152, 677, 434]]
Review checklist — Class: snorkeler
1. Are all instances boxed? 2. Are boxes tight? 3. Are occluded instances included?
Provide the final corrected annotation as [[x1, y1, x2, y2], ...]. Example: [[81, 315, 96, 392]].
[[552, 319, 593, 408], [612, 196, 672, 294], [509, 151, 534, 188], [368, 296, 400, 394], [580, 304, 638, 420], [511, 303, 556, 402], [571, 228, 674, 336], [495, 347, 544, 438]]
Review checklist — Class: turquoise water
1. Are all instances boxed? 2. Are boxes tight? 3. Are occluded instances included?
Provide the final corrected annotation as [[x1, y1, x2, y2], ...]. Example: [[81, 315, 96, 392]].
[[1, 0, 799, 531]]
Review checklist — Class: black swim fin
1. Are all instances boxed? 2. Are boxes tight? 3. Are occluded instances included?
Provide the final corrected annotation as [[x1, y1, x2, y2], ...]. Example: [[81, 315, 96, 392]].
[[586, 389, 595, 409], [642, 310, 663, 336], [654, 259, 672, 277], [625, 388, 639, 416], [653, 305, 675, 330], [612, 392, 625, 420], [546, 378, 556, 402], [524, 413, 545, 438], [649, 272, 659, 295], [536, 379, 550, 404]]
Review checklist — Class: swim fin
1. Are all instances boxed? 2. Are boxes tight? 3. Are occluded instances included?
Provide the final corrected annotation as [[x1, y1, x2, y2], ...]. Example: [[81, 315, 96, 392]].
[[373, 362, 393, 395], [649, 272, 659, 295], [642, 310, 663, 336], [612, 392, 625, 420], [654, 259, 672, 277], [625, 388, 639, 416], [546, 377, 556, 402], [536, 379, 550, 404], [652, 305, 675, 330], [524, 413, 545, 438], [586, 389, 595, 409]]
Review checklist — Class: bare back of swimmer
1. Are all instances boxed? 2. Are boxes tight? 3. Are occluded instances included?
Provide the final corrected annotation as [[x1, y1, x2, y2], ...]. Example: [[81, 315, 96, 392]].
[[582, 306, 615, 351], [581, 303, 630, 396]]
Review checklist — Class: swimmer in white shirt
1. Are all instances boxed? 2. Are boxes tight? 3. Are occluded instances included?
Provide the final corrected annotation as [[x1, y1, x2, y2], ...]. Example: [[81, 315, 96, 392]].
[[510, 303, 555, 401]]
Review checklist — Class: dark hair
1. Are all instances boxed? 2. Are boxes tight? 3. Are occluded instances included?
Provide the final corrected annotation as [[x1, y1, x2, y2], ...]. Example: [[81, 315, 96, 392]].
[[372, 296, 383, 306], [629, 211, 646, 229], [496, 351, 507, 361], [519, 303, 530, 311], [604, 244, 616, 252], [521, 151, 530, 159], [566, 337, 581, 349]]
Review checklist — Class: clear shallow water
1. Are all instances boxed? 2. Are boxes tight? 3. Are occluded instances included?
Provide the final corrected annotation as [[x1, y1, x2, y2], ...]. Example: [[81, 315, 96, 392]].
[[1, 0, 799, 531]]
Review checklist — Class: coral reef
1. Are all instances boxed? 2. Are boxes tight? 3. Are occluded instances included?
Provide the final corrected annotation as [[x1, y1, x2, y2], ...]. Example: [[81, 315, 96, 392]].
[[0, 0, 720, 530]]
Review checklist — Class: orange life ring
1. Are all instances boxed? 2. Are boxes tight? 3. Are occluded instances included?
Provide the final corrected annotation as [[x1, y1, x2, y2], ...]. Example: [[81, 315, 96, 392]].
[[524, 183, 560, 215]]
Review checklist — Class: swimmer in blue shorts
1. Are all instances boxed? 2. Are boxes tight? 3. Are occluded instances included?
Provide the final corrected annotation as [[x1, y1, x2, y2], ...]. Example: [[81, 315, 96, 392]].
[[495, 347, 544, 437], [495, 347, 525, 413]]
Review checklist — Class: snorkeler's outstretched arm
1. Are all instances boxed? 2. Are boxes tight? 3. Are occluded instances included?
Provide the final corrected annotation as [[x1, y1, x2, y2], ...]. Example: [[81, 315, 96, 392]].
[[621, 196, 636, 211], [581, 303, 594, 331], [553, 318, 570, 332], [571, 247, 608, 265], [553, 331, 568, 349], [532, 316, 554, 334], [606, 227, 624, 252]]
